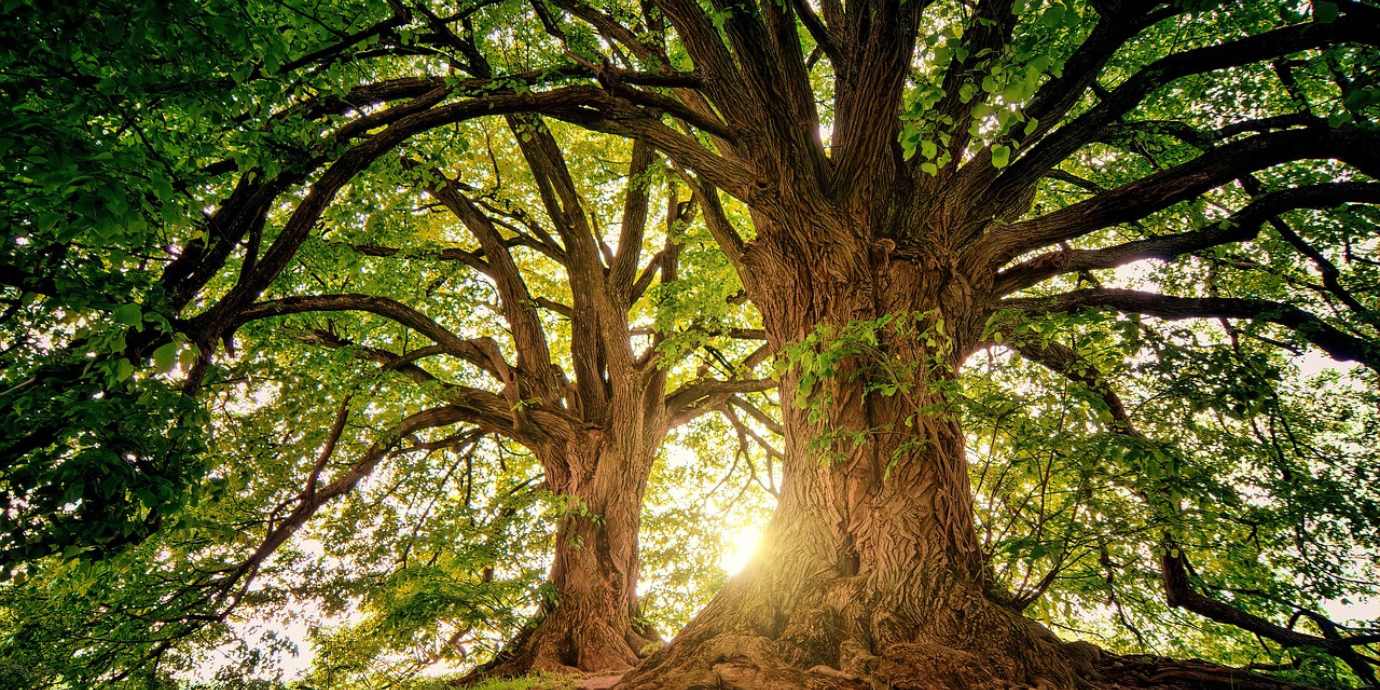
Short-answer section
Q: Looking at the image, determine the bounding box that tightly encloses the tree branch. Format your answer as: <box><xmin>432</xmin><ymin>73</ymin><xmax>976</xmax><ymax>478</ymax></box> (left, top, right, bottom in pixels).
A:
<box><xmin>232</xmin><ymin>293</ymin><xmax>517</xmax><ymax>383</ymax></box>
<box><xmin>1000</xmin><ymin>288</ymin><xmax>1380</xmax><ymax>372</ymax></box>
<box><xmin>665</xmin><ymin>377</ymin><xmax>777</xmax><ymax>428</ymax></box>
<box><xmin>993</xmin><ymin>182</ymin><xmax>1380</xmax><ymax>294</ymax></box>
<box><xmin>425</xmin><ymin>172</ymin><xmax>570</xmax><ymax>409</ymax></box>
<box><xmin>293</xmin><ymin>328</ymin><xmax>546</xmax><ymax>442</ymax></box>
<box><xmin>788</xmin><ymin>0</ymin><xmax>842</xmax><ymax>67</ymax></box>
<box><xmin>1004</xmin><ymin>328</ymin><xmax>1378</xmax><ymax>683</ymax></box>
<box><xmin>609</xmin><ymin>140</ymin><xmax>657</xmax><ymax>302</ymax></box>
<box><xmin>976</xmin><ymin>127</ymin><xmax>1380</xmax><ymax>266</ymax></box>
<box><xmin>985</xmin><ymin>15</ymin><xmax>1380</xmax><ymax>207</ymax></box>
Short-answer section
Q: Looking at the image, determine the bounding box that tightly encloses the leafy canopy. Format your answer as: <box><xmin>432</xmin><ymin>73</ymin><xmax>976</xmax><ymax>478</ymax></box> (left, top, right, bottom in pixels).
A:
<box><xmin>1</xmin><ymin>0</ymin><xmax>1379</xmax><ymax>687</ymax></box>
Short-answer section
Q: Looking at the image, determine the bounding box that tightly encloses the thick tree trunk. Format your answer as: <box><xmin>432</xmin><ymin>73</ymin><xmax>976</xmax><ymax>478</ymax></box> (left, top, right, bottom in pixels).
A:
<box><xmin>615</xmin><ymin>199</ymin><xmax>1314</xmax><ymax>688</ymax></box>
<box><xmin>476</xmin><ymin>434</ymin><xmax>661</xmax><ymax>679</ymax></box>
<box><xmin>618</xmin><ymin>219</ymin><xmax>1086</xmax><ymax>688</ymax></box>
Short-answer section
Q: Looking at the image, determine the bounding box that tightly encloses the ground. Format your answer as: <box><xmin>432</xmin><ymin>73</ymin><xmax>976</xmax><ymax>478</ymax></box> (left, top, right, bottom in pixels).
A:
<box><xmin>454</xmin><ymin>671</ymin><xmax>625</xmax><ymax>690</ymax></box>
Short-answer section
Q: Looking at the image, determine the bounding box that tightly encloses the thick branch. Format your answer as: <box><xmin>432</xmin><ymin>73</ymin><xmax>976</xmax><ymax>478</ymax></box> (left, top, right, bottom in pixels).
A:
<box><xmin>994</xmin><ymin>182</ymin><xmax>1380</xmax><ymax>294</ymax></box>
<box><xmin>1001</xmin><ymin>288</ymin><xmax>1380</xmax><ymax>372</ymax></box>
<box><xmin>609</xmin><ymin>140</ymin><xmax>657</xmax><ymax>302</ymax></box>
<box><xmin>233</xmin><ymin>294</ymin><xmax>516</xmax><ymax>383</ymax></box>
<box><xmin>426</xmin><ymin>173</ymin><xmax>570</xmax><ymax>409</ymax></box>
<box><xmin>690</xmin><ymin>177</ymin><xmax>747</xmax><ymax>278</ymax></box>
<box><xmin>976</xmin><ymin>127</ymin><xmax>1380</xmax><ymax>266</ymax></box>
<box><xmin>1163</xmin><ymin>550</ymin><xmax>1378</xmax><ymax>683</ymax></box>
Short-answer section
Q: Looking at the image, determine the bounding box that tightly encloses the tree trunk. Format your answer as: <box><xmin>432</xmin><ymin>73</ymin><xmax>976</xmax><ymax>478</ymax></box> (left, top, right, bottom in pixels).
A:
<box><xmin>618</xmin><ymin>219</ymin><xmax>1086</xmax><ymax>689</ymax></box>
<box><xmin>477</xmin><ymin>433</ymin><xmax>661</xmax><ymax>679</ymax></box>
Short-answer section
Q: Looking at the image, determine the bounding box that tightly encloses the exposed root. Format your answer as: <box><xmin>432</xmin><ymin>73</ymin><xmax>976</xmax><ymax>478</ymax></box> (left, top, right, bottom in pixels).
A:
<box><xmin>455</xmin><ymin>609</ymin><xmax>655</xmax><ymax>686</ymax></box>
<box><xmin>618</xmin><ymin>628</ymin><xmax>1321</xmax><ymax>690</ymax></box>
<box><xmin>616</xmin><ymin>574</ymin><xmax>1081</xmax><ymax>690</ymax></box>
<box><xmin>1091</xmin><ymin>654</ymin><xmax>1318</xmax><ymax>690</ymax></box>
<box><xmin>614</xmin><ymin>573</ymin><xmax>1321</xmax><ymax>690</ymax></box>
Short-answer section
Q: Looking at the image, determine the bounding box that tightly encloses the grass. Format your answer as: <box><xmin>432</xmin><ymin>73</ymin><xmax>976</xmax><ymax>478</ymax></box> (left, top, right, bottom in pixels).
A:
<box><xmin>413</xmin><ymin>672</ymin><xmax>578</xmax><ymax>690</ymax></box>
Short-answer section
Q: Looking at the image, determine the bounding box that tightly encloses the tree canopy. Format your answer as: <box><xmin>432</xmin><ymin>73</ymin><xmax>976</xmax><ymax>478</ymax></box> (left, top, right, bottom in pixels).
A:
<box><xmin>2</xmin><ymin>0</ymin><xmax>1379</xmax><ymax>688</ymax></box>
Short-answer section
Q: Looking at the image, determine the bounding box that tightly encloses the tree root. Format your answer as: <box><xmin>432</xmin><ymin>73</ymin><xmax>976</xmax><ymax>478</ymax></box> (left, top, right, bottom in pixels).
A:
<box><xmin>616</xmin><ymin>632</ymin><xmax>1323</xmax><ymax>690</ymax></box>
<box><xmin>612</xmin><ymin>574</ymin><xmax>1322</xmax><ymax>690</ymax></box>
<box><xmin>455</xmin><ymin>611</ymin><xmax>658</xmax><ymax>687</ymax></box>
<box><xmin>615</xmin><ymin>575</ymin><xmax>1082</xmax><ymax>690</ymax></box>
<box><xmin>1091</xmin><ymin>654</ymin><xmax>1318</xmax><ymax>690</ymax></box>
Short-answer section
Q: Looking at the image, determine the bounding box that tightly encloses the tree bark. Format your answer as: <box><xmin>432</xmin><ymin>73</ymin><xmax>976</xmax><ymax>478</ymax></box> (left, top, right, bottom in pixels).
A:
<box><xmin>475</xmin><ymin>418</ymin><xmax>667</xmax><ymax>678</ymax></box>
<box><xmin>520</xmin><ymin>441</ymin><xmax>656</xmax><ymax>674</ymax></box>
<box><xmin>617</xmin><ymin>216</ymin><xmax>1089</xmax><ymax>689</ymax></box>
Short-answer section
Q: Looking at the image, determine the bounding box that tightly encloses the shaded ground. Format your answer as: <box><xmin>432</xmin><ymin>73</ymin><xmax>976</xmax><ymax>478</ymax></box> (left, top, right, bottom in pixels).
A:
<box><xmin>468</xmin><ymin>656</ymin><xmax>1319</xmax><ymax>690</ymax></box>
<box><xmin>574</xmin><ymin>673</ymin><xmax>624</xmax><ymax>690</ymax></box>
<box><xmin>464</xmin><ymin>671</ymin><xmax>624</xmax><ymax>690</ymax></box>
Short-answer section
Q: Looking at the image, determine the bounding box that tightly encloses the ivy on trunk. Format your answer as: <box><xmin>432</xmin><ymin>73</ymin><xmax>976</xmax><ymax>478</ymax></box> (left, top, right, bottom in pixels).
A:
<box><xmin>4</xmin><ymin>0</ymin><xmax>1380</xmax><ymax>686</ymax></box>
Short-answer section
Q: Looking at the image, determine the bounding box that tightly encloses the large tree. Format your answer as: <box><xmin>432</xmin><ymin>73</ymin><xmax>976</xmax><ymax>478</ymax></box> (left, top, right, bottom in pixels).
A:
<box><xmin>226</xmin><ymin>118</ymin><xmax>773</xmax><ymax>674</ymax></box>
<box><xmin>5</xmin><ymin>0</ymin><xmax>1380</xmax><ymax>687</ymax></box>
<box><xmin>1</xmin><ymin>0</ymin><xmax>774</xmax><ymax>680</ymax></box>
<box><xmin>473</xmin><ymin>1</ymin><xmax>1380</xmax><ymax>688</ymax></box>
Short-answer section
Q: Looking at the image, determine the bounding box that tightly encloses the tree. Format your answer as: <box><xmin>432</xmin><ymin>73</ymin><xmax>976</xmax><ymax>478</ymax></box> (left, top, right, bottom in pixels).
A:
<box><xmin>4</xmin><ymin>0</ymin><xmax>1380</xmax><ymax>687</ymax></box>
<box><xmin>3</xmin><ymin>0</ymin><xmax>774</xmax><ymax>680</ymax></box>
<box><xmin>225</xmin><ymin>119</ymin><xmax>773</xmax><ymax>675</ymax></box>
<box><xmin>601</xmin><ymin>1</ymin><xmax>1380</xmax><ymax>687</ymax></box>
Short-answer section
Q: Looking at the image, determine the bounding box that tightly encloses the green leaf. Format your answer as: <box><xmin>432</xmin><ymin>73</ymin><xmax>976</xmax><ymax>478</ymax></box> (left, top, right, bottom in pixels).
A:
<box><xmin>178</xmin><ymin>345</ymin><xmax>199</xmax><ymax>372</ymax></box>
<box><xmin>1039</xmin><ymin>4</ymin><xmax>1066</xmax><ymax>29</ymax></box>
<box><xmin>991</xmin><ymin>144</ymin><xmax>1011</xmax><ymax>169</ymax></box>
<box><xmin>114</xmin><ymin>303</ymin><xmax>142</xmax><ymax>329</ymax></box>
<box><xmin>152</xmin><ymin>342</ymin><xmax>179</xmax><ymax>373</ymax></box>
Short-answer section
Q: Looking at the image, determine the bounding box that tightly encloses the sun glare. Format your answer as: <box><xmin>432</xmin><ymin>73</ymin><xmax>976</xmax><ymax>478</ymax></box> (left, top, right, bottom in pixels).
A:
<box><xmin>719</xmin><ymin>524</ymin><xmax>763</xmax><ymax>575</ymax></box>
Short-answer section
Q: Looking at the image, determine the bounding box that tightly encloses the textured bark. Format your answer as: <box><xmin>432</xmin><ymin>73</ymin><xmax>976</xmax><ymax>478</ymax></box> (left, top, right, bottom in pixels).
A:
<box><xmin>617</xmin><ymin>207</ymin><xmax>1084</xmax><ymax>689</ymax></box>
<box><xmin>480</xmin><ymin>436</ymin><xmax>661</xmax><ymax>677</ymax></box>
<box><xmin>151</xmin><ymin>4</ymin><xmax>1377</xmax><ymax>686</ymax></box>
<box><xmin>611</xmin><ymin>181</ymin><xmax>1339</xmax><ymax>687</ymax></box>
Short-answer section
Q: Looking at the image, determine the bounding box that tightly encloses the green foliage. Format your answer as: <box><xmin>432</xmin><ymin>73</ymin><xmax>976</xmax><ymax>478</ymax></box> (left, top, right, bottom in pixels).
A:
<box><xmin>462</xmin><ymin>674</ymin><xmax>576</xmax><ymax>690</ymax></box>
<box><xmin>2</xmin><ymin>0</ymin><xmax>1378</xmax><ymax>686</ymax></box>
<box><xmin>965</xmin><ymin>309</ymin><xmax>1380</xmax><ymax>687</ymax></box>
<box><xmin>900</xmin><ymin>0</ymin><xmax>1085</xmax><ymax>167</ymax></box>
<box><xmin>781</xmin><ymin>310</ymin><xmax>955</xmax><ymax>466</ymax></box>
<box><xmin>0</xmin><ymin>0</ymin><xmax>393</xmax><ymax>563</ymax></box>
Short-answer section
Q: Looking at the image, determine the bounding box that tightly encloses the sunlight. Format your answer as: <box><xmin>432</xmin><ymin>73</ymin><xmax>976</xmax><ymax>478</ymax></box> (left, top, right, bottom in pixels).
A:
<box><xmin>719</xmin><ymin>524</ymin><xmax>763</xmax><ymax>576</ymax></box>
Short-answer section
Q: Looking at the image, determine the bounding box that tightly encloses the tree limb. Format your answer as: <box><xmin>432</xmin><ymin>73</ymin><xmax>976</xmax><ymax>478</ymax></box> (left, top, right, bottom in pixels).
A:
<box><xmin>232</xmin><ymin>293</ymin><xmax>517</xmax><ymax>383</ymax></box>
<box><xmin>993</xmin><ymin>182</ymin><xmax>1380</xmax><ymax>294</ymax></box>
<box><xmin>1000</xmin><ymin>288</ymin><xmax>1380</xmax><ymax>372</ymax></box>
<box><xmin>665</xmin><ymin>377</ymin><xmax>777</xmax><ymax>428</ymax></box>
<box><xmin>976</xmin><ymin>127</ymin><xmax>1380</xmax><ymax>266</ymax></box>
<box><xmin>986</xmin><ymin>15</ymin><xmax>1380</xmax><ymax>207</ymax></box>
